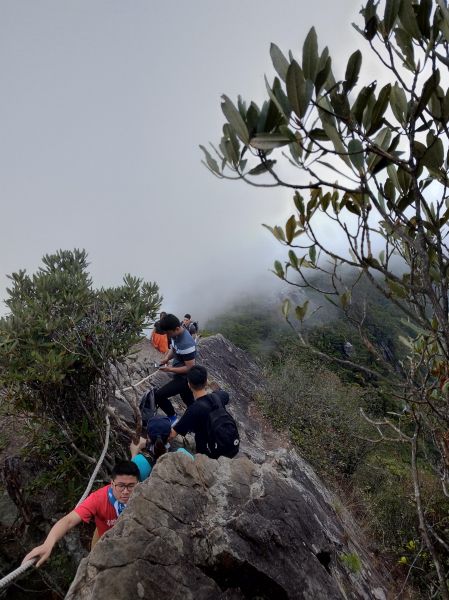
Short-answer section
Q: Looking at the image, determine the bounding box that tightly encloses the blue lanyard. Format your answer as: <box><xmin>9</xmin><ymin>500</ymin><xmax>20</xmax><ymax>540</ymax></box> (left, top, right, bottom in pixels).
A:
<box><xmin>107</xmin><ymin>486</ymin><xmax>127</xmax><ymax>517</ymax></box>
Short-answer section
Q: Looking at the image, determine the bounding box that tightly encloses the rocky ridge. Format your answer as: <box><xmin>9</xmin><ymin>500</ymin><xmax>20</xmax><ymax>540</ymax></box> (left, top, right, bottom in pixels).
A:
<box><xmin>67</xmin><ymin>335</ymin><xmax>391</xmax><ymax>600</ymax></box>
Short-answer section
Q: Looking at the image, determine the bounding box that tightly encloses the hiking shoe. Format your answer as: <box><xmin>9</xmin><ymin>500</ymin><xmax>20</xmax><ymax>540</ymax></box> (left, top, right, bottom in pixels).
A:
<box><xmin>169</xmin><ymin>414</ymin><xmax>178</xmax><ymax>427</ymax></box>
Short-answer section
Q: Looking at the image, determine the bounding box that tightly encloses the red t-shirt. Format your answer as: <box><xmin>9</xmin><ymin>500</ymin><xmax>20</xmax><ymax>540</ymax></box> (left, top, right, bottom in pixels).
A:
<box><xmin>74</xmin><ymin>485</ymin><xmax>119</xmax><ymax>537</ymax></box>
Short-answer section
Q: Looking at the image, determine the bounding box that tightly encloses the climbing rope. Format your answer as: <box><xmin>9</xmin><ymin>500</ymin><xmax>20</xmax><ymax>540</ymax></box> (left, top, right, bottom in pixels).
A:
<box><xmin>76</xmin><ymin>413</ymin><xmax>111</xmax><ymax>506</ymax></box>
<box><xmin>0</xmin><ymin>413</ymin><xmax>112</xmax><ymax>592</ymax></box>
<box><xmin>118</xmin><ymin>371</ymin><xmax>156</xmax><ymax>394</ymax></box>
<box><xmin>0</xmin><ymin>560</ymin><xmax>36</xmax><ymax>592</ymax></box>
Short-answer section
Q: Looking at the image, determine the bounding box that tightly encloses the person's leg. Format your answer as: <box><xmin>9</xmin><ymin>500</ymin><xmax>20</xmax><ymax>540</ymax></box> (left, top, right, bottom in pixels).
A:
<box><xmin>153</xmin><ymin>377</ymin><xmax>188</xmax><ymax>416</ymax></box>
<box><xmin>179</xmin><ymin>378</ymin><xmax>194</xmax><ymax>407</ymax></box>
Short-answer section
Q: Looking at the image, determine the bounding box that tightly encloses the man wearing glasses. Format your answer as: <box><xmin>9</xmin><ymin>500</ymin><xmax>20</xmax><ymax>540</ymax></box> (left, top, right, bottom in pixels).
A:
<box><xmin>22</xmin><ymin>461</ymin><xmax>141</xmax><ymax>567</ymax></box>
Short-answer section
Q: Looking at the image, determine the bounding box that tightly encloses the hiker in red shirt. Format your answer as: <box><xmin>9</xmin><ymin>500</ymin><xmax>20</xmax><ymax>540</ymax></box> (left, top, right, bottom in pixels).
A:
<box><xmin>22</xmin><ymin>461</ymin><xmax>141</xmax><ymax>567</ymax></box>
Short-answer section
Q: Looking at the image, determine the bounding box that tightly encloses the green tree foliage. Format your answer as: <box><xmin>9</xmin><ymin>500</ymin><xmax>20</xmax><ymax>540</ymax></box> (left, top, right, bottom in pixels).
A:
<box><xmin>203</xmin><ymin>1</ymin><xmax>449</xmax><ymax>595</ymax></box>
<box><xmin>0</xmin><ymin>249</ymin><xmax>161</xmax><ymax>489</ymax></box>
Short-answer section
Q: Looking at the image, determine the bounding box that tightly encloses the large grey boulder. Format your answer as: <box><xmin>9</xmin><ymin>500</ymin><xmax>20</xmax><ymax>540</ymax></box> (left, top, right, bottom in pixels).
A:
<box><xmin>66</xmin><ymin>335</ymin><xmax>391</xmax><ymax>599</ymax></box>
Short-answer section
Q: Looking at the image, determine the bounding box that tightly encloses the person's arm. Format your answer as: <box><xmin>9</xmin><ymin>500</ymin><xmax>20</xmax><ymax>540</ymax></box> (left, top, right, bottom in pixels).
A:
<box><xmin>170</xmin><ymin>405</ymin><xmax>195</xmax><ymax>440</ymax></box>
<box><xmin>159</xmin><ymin>348</ymin><xmax>174</xmax><ymax>365</ymax></box>
<box><xmin>129</xmin><ymin>437</ymin><xmax>147</xmax><ymax>458</ymax></box>
<box><xmin>22</xmin><ymin>511</ymin><xmax>82</xmax><ymax>567</ymax></box>
<box><xmin>130</xmin><ymin>438</ymin><xmax>152</xmax><ymax>480</ymax></box>
<box><xmin>162</xmin><ymin>358</ymin><xmax>195</xmax><ymax>375</ymax></box>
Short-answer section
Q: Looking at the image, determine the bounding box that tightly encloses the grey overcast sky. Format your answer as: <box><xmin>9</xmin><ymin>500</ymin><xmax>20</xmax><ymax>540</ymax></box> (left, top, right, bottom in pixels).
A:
<box><xmin>0</xmin><ymin>0</ymin><xmax>363</xmax><ymax>319</ymax></box>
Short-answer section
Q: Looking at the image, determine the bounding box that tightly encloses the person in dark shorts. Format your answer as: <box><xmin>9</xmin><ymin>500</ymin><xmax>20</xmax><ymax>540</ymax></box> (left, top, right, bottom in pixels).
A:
<box><xmin>169</xmin><ymin>365</ymin><xmax>230</xmax><ymax>456</ymax></box>
<box><xmin>150</xmin><ymin>314</ymin><xmax>197</xmax><ymax>426</ymax></box>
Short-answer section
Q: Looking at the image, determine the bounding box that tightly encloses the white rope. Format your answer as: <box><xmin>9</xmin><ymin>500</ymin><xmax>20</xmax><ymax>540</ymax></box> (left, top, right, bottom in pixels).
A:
<box><xmin>0</xmin><ymin>560</ymin><xmax>36</xmax><ymax>591</ymax></box>
<box><xmin>117</xmin><ymin>372</ymin><xmax>155</xmax><ymax>394</ymax></box>
<box><xmin>0</xmin><ymin>413</ymin><xmax>112</xmax><ymax>591</ymax></box>
<box><xmin>76</xmin><ymin>413</ymin><xmax>111</xmax><ymax>506</ymax></box>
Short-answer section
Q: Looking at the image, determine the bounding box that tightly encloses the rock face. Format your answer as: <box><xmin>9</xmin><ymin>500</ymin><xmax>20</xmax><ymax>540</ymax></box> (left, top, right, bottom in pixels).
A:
<box><xmin>66</xmin><ymin>335</ymin><xmax>390</xmax><ymax>599</ymax></box>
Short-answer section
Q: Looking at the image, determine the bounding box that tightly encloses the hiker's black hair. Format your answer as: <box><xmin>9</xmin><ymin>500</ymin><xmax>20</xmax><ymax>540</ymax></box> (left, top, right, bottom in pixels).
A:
<box><xmin>111</xmin><ymin>460</ymin><xmax>140</xmax><ymax>480</ymax></box>
<box><xmin>153</xmin><ymin>438</ymin><xmax>168</xmax><ymax>462</ymax></box>
<box><xmin>187</xmin><ymin>365</ymin><xmax>208</xmax><ymax>390</ymax></box>
<box><xmin>184</xmin><ymin>313</ymin><xmax>191</xmax><ymax>319</ymax></box>
<box><xmin>159</xmin><ymin>314</ymin><xmax>181</xmax><ymax>332</ymax></box>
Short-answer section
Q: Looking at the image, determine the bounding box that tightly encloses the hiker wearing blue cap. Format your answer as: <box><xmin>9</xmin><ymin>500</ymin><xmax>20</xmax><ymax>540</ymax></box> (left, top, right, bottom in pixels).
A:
<box><xmin>131</xmin><ymin>416</ymin><xmax>194</xmax><ymax>476</ymax></box>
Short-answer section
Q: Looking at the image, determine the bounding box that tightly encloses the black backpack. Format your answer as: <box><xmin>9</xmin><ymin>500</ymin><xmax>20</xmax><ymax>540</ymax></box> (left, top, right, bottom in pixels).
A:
<box><xmin>202</xmin><ymin>393</ymin><xmax>240</xmax><ymax>459</ymax></box>
<box><xmin>139</xmin><ymin>388</ymin><xmax>157</xmax><ymax>428</ymax></box>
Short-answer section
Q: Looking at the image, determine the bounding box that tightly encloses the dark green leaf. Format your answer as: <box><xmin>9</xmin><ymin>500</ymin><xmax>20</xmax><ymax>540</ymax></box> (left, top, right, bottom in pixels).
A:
<box><xmin>264</xmin><ymin>76</ymin><xmax>290</xmax><ymax>123</ymax></box>
<box><xmin>221</xmin><ymin>95</ymin><xmax>250</xmax><ymax>144</ymax></box>
<box><xmin>348</xmin><ymin>139</ymin><xmax>365</xmax><ymax>171</ymax></box>
<box><xmin>302</xmin><ymin>27</ymin><xmax>319</xmax><ymax>81</ymax></box>
<box><xmin>199</xmin><ymin>145</ymin><xmax>221</xmax><ymax>174</ymax></box>
<box><xmin>288</xmin><ymin>250</ymin><xmax>299</xmax><ymax>269</ymax></box>
<box><xmin>321</xmin><ymin>119</ymin><xmax>351</xmax><ymax>167</ymax></box>
<box><xmin>367</xmin><ymin>128</ymin><xmax>391</xmax><ymax>173</ymax></box>
<box><xmin>351</xmin><ymin>82</ymin><xmax>376</xmax><ymax>125</ymax></box>
<box><xmin>367</xmin><ymin>83</ymin><xmax>391</xmax><ymax>135</ymax></box>
<box><xmin>270</xmin><ymin>43</ymin><xmax>289</xmax><ymax>82</ymax></box>
<box><xmin>285</xmin><ymin>215</ymin><xmax>296</xmax><ymax>243</ymax></box>
<box><xmin>421</xmin><ymin>136</ymin><xmax>444</xmax><ymax>171</ymax></box>
<box><xmin>294</xmin><ymin>192</ymin><xmax>305</xmax><ymax>214</ymax></box>
<box><xmin>247</xmin><ymin>160</ymin><xmax>277</xmax><ymax>176</ymax></box>
<box><xmin>415</xmin><ymin>70</ymin><xmax>441</xmax><ymax>119</ymax></box>
<box><xmin>264</xmin><ymin>98</ymin><xmax>284</xmax><ymax>132</ymax></box>
<box><xmin>384</xmin><ymin>179</ymin><xmax>396</xmax><ymax>202</ymax></box>
<box><xmin>364</xmin><ymin>16</ymin><xmax>378</xmax><ymax>40</ymax></box>
<box><xmin>274</xmin><ymin>79</ymin><xmax>292</xmax><ymax>119</ymax></box>
<box><xmin>246</xmin><ymin>102</ymin><xmax>260</xmax><ymax>134</ymax></box>
<box><xmin>345</xmin><ymin>200</ymin><xmax>361</xmax><ymax>216</ymax></box>
<box><xmin>223</xmin><ymin>123</ymin><xmax>240</xmax><ymax>164</ymax></box>
<box><xmin>274</xmin><ymin>260</ymin><xmax>284</xmax><ymax>278</ymax></box>
<box><xmin>286</xmin><ymin>61</ymin><xmax>314</xmax><ymax>119</ymax></box>
<box><xmin>437</xmin><ymin>0</ymin><xmax>449</xmax><ymax>43</ymax></box>
<box><xmin>395</xmin><ymin>28</ymin><xmax>415</xmax><ymax>69</ymax></box>
<box><xmin>390</xmin><ymin>83</ymin><xmax>408</xmax><ymax>125</ymax></box>
<box><xmin>417</xmin><ymin>0</ymin><xmax>432</xmax><ymax>38</ymax></box>
<box><xmin>397</xmin><ymin>192</ymin><xmax>414</xmax><ymax>212</ymax></box>
<box><xmin>330</xmin><ymin>92</ymin><xmax>351</xmax><ymax>120</ymax></box>
<box><xmin>399</xmin><ymin>0</ymin><xmax>421</xmax><ymax>38</ymax></box>
<box><xmin>315</xmin><ymin>56</ymin><xmax>332</xmax><ymax>94</ymax></box>
<box><xmin>249</xmin><ymin>133</ymin><xmax>291</xmax><ymax>150</ymax></box>
<box><xmin>309</xmin><ymin>245</ymin><xmax>317</xmax><ymax>263</ymax></box>
<box><xmin>384</xmin><ymin>0</ymin><xmax>401</xmax><ymax>34</ymax></box>
<box><xmin>309</xmin><ymin>127</ymin><xmax>329</xmax><ymax>141</ymax></box>
<box><xmin>343</xmin><ymin>50</ymin><xmax>362</xmax><ymax>94</ymax></box>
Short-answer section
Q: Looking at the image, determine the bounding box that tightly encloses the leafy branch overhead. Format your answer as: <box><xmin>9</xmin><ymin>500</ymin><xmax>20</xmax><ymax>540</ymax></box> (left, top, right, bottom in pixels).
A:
<box><xmin>202</xmin><ymin>1</ymin><xmax>449</xmax><ymax>596</ymax></box>
<box><xmin>202</xmin><ymin>0</ymin><xmax>449</xmax><ymax>337</ymax></box>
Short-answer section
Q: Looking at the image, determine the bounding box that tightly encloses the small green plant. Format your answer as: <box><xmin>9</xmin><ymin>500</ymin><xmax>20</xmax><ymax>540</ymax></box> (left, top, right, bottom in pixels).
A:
<box><xmin>340</xmin><ymin>552</ymin><xmax>362</xmax><ymax>574</ymax></box>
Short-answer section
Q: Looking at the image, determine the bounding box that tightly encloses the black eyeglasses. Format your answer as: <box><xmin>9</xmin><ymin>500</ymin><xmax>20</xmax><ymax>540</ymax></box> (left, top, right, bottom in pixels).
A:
<box><xmin>113</xmin><ymin>482</ymin><xmax>137</xmax><ymax>492</ymax></box>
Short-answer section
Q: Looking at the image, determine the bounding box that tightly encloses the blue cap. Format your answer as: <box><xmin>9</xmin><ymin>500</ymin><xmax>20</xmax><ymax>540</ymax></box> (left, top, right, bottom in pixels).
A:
<box><xmin>146</xmin><ymin>415</ymin><xmax>172</xmax><ymax>443</ymax></box>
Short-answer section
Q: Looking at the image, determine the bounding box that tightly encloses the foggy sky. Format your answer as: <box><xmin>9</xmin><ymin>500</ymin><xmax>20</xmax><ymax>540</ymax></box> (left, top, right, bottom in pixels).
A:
<box><xmin>0</xmin><ymin>1</ymin><xmax>363</xmax><ymax>321</ymax></box>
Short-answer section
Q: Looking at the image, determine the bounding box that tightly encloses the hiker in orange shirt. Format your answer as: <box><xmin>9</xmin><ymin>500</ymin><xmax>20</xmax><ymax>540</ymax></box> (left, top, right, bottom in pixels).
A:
<box><xmin>151</xmin><ymin>311</ymin><xmax>169</xmax><ymax>353</ymax></box>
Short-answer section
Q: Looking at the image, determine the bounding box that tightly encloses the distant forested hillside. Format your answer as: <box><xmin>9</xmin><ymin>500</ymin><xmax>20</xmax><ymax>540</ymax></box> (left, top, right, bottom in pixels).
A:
<box><xmin>206</xmin><ymin>276</ymin><xmax>449</xmax><ymax>596</ymax></box>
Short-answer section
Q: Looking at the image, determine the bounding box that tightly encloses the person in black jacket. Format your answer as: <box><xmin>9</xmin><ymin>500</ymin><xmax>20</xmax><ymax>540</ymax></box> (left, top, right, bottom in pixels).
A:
<box><xmin>169</xmin><ymin>365</ymin><xmax>229</xmax><ymax>456</ymax></box>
